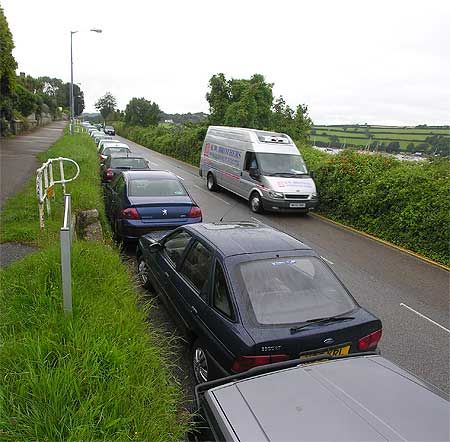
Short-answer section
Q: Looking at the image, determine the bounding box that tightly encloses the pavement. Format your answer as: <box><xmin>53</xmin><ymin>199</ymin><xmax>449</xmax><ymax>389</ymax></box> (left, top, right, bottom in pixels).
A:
<box><xmin>0</xmin><ymin>121</ymin><xmax>67</xmax><ymax>209</ymax></box>
<box><xmin>117</xmin><ymin>134</ymin><xmax>450</xmax><ymax>394</ymax></box>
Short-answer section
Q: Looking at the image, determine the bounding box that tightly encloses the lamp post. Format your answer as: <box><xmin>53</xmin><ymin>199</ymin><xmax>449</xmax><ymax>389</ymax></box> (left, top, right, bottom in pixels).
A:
<box><xmin>70</xmin><ymin>28</ymin><xmax>102</xmax><ymax>135</ymax></box>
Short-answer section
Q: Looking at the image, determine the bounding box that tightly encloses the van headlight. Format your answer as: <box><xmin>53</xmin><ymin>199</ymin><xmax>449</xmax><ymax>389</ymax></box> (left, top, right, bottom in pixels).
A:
<box><xmin>312</xmin><ymin>192</ymin><xmax>318</xmax><ymax>198</ymax></box>
<box><xmin>268</xmin><ymin>191</ymin><xmax>284</xmax><ymax>199</ymax></box>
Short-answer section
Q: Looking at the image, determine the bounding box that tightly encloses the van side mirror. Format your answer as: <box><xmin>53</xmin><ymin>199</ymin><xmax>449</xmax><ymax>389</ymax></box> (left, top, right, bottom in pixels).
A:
<box><xmin>309</xmin><ymin>170</ymin><xmax>315</xmax><ymax>178</ymax></box>
<box><xmin>249</xmin><ymin>167</ymin><xmax>260</xmax><ymax>180</ymax></box>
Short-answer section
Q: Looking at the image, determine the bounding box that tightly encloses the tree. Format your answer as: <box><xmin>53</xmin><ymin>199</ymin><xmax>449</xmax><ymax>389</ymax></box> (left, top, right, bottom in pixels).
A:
<box><xmin>95</xmin><ymin>92</ymin><xmax>117</xmax><ymax>122</ymax></box>
<box><xmin>406</xmin><ymin>142</ymin><xmax>415</xmax><ymax>153</ymax></box>
<box><xmin>124</xmin><ymin>97</ymin><xmax>161</xmax><ymax>127</ymax></box>
<box><xmin>0</xmin><ymin>6</ymin><xmax>18</xmax><ymax>123</ymax></box>
<box><xmin>206</xmin><ymin>73</ymin><xmax>230</xmax><ymax>125</ymax></box>
<box><xmin>15</xmin><ymin>84</ymin><xmax>37</xmax><ymax>117</ymax></box>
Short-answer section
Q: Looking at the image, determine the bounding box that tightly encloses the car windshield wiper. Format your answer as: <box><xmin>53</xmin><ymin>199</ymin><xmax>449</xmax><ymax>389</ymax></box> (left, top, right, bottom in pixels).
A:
<box><xmin>290</xmin><ymin>316</ymin><xmax>355</xmax><ymax>334</ymax></box>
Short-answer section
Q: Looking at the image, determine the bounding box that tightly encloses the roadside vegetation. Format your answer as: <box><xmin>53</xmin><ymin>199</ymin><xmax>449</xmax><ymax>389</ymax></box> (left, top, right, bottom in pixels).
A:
<box><xmin>0</xmin><ymin>131</ymin><xmax>189</xmax><ymax>440</ymax></box>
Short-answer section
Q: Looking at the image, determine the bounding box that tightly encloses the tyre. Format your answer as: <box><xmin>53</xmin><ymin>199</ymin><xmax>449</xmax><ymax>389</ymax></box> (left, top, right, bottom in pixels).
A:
<box><xmin>191</xmin><ymin>339</ymin><xmax>210</xmax><ymax>384</ymax></box>
<box><xmin>249</xmin><ymin>192</ymin><xmax>264</xmax><ymax>213</ymax></box>
<box><xmin>206</xmin><ymin>173</ymin><xmax>218</xmax><ymax>192</ymax></box>
<box><xmin>137</xmin><ymin>257</ymin><xmax>152</xmax><ymax>290</ymax></box>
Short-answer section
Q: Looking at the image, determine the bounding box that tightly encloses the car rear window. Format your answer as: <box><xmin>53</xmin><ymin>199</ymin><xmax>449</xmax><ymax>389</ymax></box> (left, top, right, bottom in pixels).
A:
<box><xmin>237</xmin><ymin>256</ymin><xmax>356</xmax><ymax>325</ymax></box>
<box><xmin>103</xmin><ymin>147</ymin><xmax>130</xmax><ymax>156</ymax></box>
<box><xmin>110</xmin><ymin>158</ymin><xmax>148</xmax><ymax>169</ymax></box>
<box><xmin>128</xmin><ymin>178</ymin><xmax>187</xmax><ymax>197</ymax></box>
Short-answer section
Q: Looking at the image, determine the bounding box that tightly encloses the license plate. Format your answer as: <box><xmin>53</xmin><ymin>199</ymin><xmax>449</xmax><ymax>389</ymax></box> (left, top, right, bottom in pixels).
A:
<box><xmin>289</xmin><ymin>202</ymin><xmax>306</xmax><ymax>208</ymax></box>
<box><xmin>299</xmin><ymin>345</ymin><xmax>351</xmax><ymax>360</ymax></box>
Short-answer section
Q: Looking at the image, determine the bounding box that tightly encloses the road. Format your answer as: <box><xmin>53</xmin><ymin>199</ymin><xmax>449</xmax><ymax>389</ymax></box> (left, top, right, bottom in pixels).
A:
<box><xmin>117</xmin><ymin>134</ymin><xmax>450</xmax><ymax>394</ymax></box>
<box><xmin>0</xmin><ymin>121</ymin><xmax>67</xmax><ymax>209</ymax></box>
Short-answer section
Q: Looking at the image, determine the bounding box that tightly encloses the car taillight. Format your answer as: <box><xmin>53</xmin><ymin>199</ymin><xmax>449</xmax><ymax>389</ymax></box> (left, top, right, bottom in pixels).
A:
<box><xmin>231</xmin><ymin>354</ymin><xmax>288</xmax><ymax>373</ymax></box>
<box><xmin>358</xmin><ymin>329</ymin><xmax>382</xmax><ymax>351</ymax></box>
<box><xmin>121</xmin><ymin>208</ymin><xmax>140</xmax><ymax>220</ymax></box>
<box><xmin>188</xmin><ymin>206</ymin><xmax>202</xmax><ymax>218</ymax></box>
<box><xmin>105</xmin><ymin>169</ymin><xmax>114</xmax><ymax>180</ymax></box>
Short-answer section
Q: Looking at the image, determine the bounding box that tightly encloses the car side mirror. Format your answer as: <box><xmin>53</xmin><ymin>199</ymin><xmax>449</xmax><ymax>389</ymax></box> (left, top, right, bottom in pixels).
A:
<box><xmin>249</xmin><ymin>167</ymin><xmax>260</xmax><ymax>179</ymax></box>
<box><xmin>149</xmin><ymin>242</ymin><xmax>162</xmax><ymax>253</ymax></box>
<box><xmin>309</xmin><ymin>170</ymin><xmax>315</xmax><ymax>178</ymax></box>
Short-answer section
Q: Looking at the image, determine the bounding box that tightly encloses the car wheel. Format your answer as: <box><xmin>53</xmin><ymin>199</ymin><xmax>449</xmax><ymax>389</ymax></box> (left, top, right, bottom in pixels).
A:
<box><xmin>137</xmin><ymin>257</ymin><xmax>152</xmax><ymax>290</ymax></box>
<box><xmin>250</xmin><ymin>192</ymin><xmax>264</xmax><ymax>213</ymax></box>
<box><xmin>207</xmin><ymin>173</ymin><xmax>218</xmax><ymax>192</ymax></box>
<box><xmin>192</xmin><ymin>339</ymin><xmax>210</xmax><ymax>384</ymax></box>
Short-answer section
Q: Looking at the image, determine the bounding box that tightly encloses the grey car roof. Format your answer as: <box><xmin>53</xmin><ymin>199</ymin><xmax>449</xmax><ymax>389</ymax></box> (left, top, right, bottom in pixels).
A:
<box><xmin>205</xmin><ymin>355</ymin><xmax>450</xmax><ymax>442</ymax></box>
<box><xmin>185</xmin><ymin>222</ymin><xmax>310</xmax><ymax>257</ymax></box>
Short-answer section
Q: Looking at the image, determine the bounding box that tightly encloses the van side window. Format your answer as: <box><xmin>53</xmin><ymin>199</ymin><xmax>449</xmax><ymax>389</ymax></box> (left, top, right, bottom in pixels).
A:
<box><xmin>244</xmin><ymin>152</ymin><xmax>258</xmax><ymax>171</ymax></box>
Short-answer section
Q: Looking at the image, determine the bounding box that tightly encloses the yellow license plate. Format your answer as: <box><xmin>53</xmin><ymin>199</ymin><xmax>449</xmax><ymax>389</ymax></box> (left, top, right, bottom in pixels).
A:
<box><xmin>299</xmin><ymin>345</ymin><xmax>351</xmax><ymax>360</ymax></box>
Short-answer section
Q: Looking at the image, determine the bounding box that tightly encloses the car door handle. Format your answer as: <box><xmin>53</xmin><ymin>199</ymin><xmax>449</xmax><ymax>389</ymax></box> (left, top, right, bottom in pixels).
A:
<box><xmin>190</xmin><ymin>306</ymin><xmax>198</xmax><ymax>315</ymax></box>
<box><xmin>164</xmin><ymin>272</ymin><xmax>170</xmax><ymax>278</ymax></box>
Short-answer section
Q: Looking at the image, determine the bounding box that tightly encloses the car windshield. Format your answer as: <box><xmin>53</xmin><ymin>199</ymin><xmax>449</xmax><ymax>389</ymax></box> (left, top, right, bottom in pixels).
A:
<box><xmin>128</xmin><ymin>178</ymin><xmax>187</xmax><ymax>197</ymax></box>
<box><xmin>103</xmin><ymin>147</ymin><xmax>130</xmax><ymax>156</ymax></box>
<box><xmin>110</xmin><ymin>158</ymin><xmax>148</xmax><ymax>169</ymax></box>
<box><xmin>236</xmin><ymin>256</ymin><xmax>356</xmax><ymax>325</ymax></box>
<box><xmin>256</xmin><ymin>153</ymin><xmax>308</xmax><ymax>175</ymax></box>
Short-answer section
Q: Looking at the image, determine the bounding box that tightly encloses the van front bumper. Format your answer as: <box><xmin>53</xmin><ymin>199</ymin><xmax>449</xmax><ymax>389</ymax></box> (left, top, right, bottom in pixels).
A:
<box><xmin>261</xmin><ymin>198</ymin><xmax>319</xmax><ymax>212</ymax></box>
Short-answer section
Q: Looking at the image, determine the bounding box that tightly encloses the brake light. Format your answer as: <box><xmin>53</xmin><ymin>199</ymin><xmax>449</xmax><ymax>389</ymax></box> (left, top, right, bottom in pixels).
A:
<box><xmin>358</xmin><ymin>329</ymin><xmax>382</xmax><ymax>351</ymax></box>
<box><xmin>231</xmin><ymin>354</ymin><xmax>288</xmax><ymax>373</ymax></box>
<box><xmin>188</xmin><ymin>206</ymin><xmax>202</xmax><ymax>218</ymax></box>
<box><xmin>105</xmin><ymin>169</ymin><xmax>114</xmax><ymax>180</ymax></box>
<box><xmin>121</xmin><ymin>208</ymin><xmax>140</xmax><ymax>220</ymax></box>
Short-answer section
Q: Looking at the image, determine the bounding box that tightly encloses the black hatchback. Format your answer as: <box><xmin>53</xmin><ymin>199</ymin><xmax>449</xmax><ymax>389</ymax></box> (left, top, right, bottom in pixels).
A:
<box><xmin>136</xmin><ymin>222</ymin><xmax>382</xmax><ymax>383</ymax></box>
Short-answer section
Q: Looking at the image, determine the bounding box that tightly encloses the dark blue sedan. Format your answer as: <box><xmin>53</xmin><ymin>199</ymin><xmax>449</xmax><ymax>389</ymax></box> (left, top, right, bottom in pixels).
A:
<box><xmin>104</xmin><ymin>170</ymin><xmax>202</xmax><ymax>242</ymax></box>
<box><xmin>136</xmin><ymin>222</ymin><xmax>382</xmax><ymax>384</ymax></box>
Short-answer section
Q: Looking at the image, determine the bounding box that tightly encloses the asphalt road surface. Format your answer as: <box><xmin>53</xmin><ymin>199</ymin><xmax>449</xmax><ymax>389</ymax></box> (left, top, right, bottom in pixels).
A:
<box><xmin>0</xmin><ymin>121</ymin><xmax>67</xmax><ymax>209</ymax></box>
<box><xmin>116</xmin><ymin>134</ymin><xmax>450</xmax><ymax>394</ymax></box>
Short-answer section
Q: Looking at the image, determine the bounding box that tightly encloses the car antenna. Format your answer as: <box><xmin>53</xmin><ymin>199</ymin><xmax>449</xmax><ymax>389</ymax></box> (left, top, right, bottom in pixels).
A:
<box><xmin>219</xmin><ymin>202</ymin><xmax>238</xmax><ymax>222</ymax></box>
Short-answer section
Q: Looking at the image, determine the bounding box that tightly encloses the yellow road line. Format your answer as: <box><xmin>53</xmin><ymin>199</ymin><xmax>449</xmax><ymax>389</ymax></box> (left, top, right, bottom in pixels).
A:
<box><xmin>311</xmin><ymin>213</ymin><xmax>449</xmax><ymax>272</ymax></box>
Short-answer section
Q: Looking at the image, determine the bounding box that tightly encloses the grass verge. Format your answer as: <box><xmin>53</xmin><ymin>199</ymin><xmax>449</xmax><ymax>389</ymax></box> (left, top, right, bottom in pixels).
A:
<box><xmin>0</xmin><ymin>131</ymin><xmax>189</xmax><ymax>440</ymax></box>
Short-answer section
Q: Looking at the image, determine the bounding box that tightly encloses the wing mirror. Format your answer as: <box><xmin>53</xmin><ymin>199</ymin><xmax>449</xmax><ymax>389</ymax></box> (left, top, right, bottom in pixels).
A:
<box><xmin>249</xmin><ymin>167</ymin><xmax>261</xmax><ymax>180</ymax></box>
<box><xmin>149</xmin><ymin>242</ymin><xmax>162</xmax><ymax>253</ymax></box>
<box><xmin>309</xmin><ymin>170</ymin><xmax>315</xmax><ymax>178</ymax></box>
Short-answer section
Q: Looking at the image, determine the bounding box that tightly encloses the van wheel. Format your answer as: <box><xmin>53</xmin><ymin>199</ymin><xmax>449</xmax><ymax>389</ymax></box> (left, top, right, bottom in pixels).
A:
<box><xmin>250</xmin><ymin>192</ymin><xmax>264</xmax><ymax>213</ymax></box>
<box><xmin>191</xmin><ymin>339</ymin><xmax>210</xmax><ymax>384</ymax></box>
<box><xmin>207</xmin><ymin>173</ymin><xmax>218</xmax><ymax>192</ymax></box>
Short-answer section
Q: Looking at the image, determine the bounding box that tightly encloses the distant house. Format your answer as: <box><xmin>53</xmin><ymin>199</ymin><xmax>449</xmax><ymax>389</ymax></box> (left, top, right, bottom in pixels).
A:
<box><xmin>164</xmin><ymin>119</ymin><xmax>174</xmax><ymax>124</ymax></box>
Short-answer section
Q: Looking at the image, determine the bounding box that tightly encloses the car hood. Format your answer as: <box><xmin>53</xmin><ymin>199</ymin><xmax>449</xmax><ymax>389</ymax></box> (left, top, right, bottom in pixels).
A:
<box><xmin>206</xmin><ymin>355</ymin><xmax>449</xmax><ymax>441</ymax></box>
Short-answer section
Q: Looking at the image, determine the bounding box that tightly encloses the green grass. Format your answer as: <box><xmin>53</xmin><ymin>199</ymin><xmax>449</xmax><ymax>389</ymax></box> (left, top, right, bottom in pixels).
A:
<box><xmin>0</xmin><ymin>130</ymin><xmax>189</xmax><ymax>440</ymax></box>
<box><xmin>0</xmin><ymin>131</ymin><xmax>108</xmax><ymax>246</ymax></box>
<box><xmin>0</xmin><ymin>242</ymin><xmax>189</xmax><ymax>441</ymax></box>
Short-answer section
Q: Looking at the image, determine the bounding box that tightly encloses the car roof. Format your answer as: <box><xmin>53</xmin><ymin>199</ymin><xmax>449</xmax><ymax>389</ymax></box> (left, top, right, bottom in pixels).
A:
<box><xmin>121</xmin><ymin>170</ymin><xmax>177</xmax><ymax>180</ymax></box>
<box><xmin>185</xmin><ymin>222</ymin><xmax>310</xmax><ymax>257</ymax></box>
<box><xmin>204</xmin><ymin>355</ymin><xmax>449</xmax><ymax>442</ymax></box>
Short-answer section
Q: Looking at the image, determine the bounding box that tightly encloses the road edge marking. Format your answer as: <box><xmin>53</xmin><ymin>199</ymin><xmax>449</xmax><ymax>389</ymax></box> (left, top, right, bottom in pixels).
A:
<box><xmin>311</xmin><ymin>213</ymin><xmax>449</xmax><ymax>272</ymax></box>
<box><xmin>400</xmin><ymin>303</ymin><xmax>450</xmax><ymax>333</ymax></box>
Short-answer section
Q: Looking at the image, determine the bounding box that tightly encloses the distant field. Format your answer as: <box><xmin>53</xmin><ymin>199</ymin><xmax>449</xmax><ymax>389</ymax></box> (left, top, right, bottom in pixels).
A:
<box><xmin>311</xmin><ymin>125</ymin><xmax>449</xmax><ymax>152</ymax></box>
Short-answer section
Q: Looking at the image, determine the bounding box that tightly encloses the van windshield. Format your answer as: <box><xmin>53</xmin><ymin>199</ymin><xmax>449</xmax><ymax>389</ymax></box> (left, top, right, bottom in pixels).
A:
<box><xmin>256</xmin><ymin>153</ymin><xmax>308</xmax><ymax>176</ymax></box>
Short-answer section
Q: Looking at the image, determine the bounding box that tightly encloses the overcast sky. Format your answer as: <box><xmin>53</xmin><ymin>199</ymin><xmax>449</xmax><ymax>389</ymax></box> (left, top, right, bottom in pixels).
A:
<box><xmin>3</xmin><ymin>0</ymin><xmax>450</xmax><ymax>125</ymax></box>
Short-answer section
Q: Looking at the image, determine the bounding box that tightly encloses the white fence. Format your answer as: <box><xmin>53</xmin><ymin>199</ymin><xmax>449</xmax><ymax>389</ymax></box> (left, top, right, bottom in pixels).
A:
<box><xmin>60</xmin><ymin>194</ymin><xmax>73</xmax><ymax>313</ymax></box>
<box><xmin>36</xmin><ymin>157</ymin><xmax>80</xmax><ymax>229</ymax></box>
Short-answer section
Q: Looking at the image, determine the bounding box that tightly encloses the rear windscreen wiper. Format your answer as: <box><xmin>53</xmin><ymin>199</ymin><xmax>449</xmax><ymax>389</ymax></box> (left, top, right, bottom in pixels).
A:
<box><xmin>290</xmin><ymin>316</ymin><xmax>355</xmax><ymax>334</ymax></box>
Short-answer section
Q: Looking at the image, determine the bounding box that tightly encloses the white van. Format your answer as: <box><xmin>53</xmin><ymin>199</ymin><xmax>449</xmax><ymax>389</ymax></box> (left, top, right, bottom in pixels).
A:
<box><xmin>199</xmin><ymin>126</ymin><xmax>318</xmax><ymax>213</ymax></box>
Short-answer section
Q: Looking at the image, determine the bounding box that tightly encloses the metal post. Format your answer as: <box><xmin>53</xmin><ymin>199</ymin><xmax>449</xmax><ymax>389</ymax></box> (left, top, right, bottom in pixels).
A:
<box><xmin>43</xmin><ymin>167</ymin><xmax>51</xmax><ymax>216</ymax></box>
<box><xmin>59</xmin><ymin>159</ymin><xmax>66</xmax><ymax>194</ymax></box>
<box><xmin>61</xmin><ymin>194</ymin><xmax>72</xmax><ymax>313</ymax></box>
<box><xmin>70</xmin><ymin>31</ymin><xmax>75</xmax><ymax>135</ymax></box>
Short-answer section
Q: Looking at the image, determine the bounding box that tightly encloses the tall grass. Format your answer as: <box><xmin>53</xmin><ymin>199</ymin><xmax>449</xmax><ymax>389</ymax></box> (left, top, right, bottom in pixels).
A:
<box><xmin>0</xmin><ymin>242</ymin><xmax>189</xmax><ymax>441</ymax></box>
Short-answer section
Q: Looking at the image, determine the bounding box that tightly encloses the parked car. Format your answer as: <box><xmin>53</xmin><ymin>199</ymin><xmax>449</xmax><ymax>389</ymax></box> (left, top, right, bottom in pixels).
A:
<box><xmin>199</xmin><ymin>126</ymin><xmax>318</xmax><ymax>213</ymax></box>
<box><xmin>136</xmin><ymin>222</ymin><xmax>382</xmax><ymax>384</ymax></box>
<box><xmin>98</xmin><ymin>143</ymin><xmax>132</xmax><ymax>161</ymax></box>
<box><xmin>104</xmin><ymin>125</ymin><xmax>115</xmax><ymax>135</ymax></box>
<box><xmin>190</xmin><ymin>353</ymin><xmax>449</xmax><ymax>442</ymax></box>
<box><xmin>94</xmin><ymin>134</ymin><xmax>113</xmax><ymax>145</ymax></box>
<box><xmin>104</xmin><ymin>170</ymin><xmax>202</xmax><ymax>242</ymax></box>
<box><xmin>100</xmin><ymin>155</ymin><xmax>150</xmax><ymax>183</ymax></box>
<box><xmin>98</xmin><ymin>139</ymin><xmax>121</xmax><ymax>152</ymax></box>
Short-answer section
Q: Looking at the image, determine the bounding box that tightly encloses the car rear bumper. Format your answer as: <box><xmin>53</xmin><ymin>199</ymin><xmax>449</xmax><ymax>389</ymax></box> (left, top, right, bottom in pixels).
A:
<box><xmin>261</xmin><ymin>198</ymin><xmax>319</xmax><ymax>212</ymax></box>
<box><xmin>120</xmin><ymin>217</ymin><xmax>202</xmax><ymax>240</ymax></box>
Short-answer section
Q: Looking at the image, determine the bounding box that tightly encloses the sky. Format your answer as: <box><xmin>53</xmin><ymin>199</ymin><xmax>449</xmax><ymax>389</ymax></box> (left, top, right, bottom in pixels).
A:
<box><xmin>3</xmin><ymin>0</ymin><xmax>450</xmax><ymax>125</ymax></box>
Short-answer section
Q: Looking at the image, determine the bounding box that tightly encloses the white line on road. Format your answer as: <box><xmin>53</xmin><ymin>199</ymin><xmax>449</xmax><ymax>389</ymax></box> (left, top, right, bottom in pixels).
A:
<box><xmin>321</xmin><ymin>256</ymin><xmax>334</xmax><ymax>265</ymax></box>
<box><xmin>192</xmin><ymin>184</ymin><xmax>231</xmax><ymax>206</ymax></box>
<box><xmin>250</xmin><ymin>216</ymin><xmax>262</xmax><ymax>224</ymax></box>
<box><xmin>400</xmin><ymin>303</ymin><xmax>450</xmax><ymax>333</ymax></box>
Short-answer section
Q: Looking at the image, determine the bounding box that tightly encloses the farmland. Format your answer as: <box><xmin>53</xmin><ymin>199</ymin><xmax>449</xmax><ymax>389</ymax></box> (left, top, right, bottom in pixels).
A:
<box><xmin>311</xmin><ymin>125</ymin><xmax>449</xmax><ymax>154</ymax></box>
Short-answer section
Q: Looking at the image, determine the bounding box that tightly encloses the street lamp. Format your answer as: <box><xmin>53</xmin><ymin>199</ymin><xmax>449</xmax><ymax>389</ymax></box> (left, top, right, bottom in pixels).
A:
<box><xmin>70</xmin><ymin>29</ymin><xmax>102</xmax><ymax>135</ymax></box>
